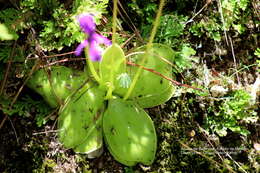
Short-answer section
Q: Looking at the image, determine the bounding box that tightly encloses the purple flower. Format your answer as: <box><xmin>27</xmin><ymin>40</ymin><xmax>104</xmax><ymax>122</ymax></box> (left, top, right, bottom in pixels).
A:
<box><xmin>75</xmin><ymin>14</ymin><xmax>111</xmax><ymax>61</ymax></box>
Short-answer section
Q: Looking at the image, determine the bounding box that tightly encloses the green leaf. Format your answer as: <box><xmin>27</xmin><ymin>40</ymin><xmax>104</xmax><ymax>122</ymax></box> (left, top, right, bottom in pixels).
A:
<box><xmin>254</xmin><ymin>48</ymin><xmax>260</xmax><ymax>57</ymax></box>
<box><xmin>103</xmin><ymin>98</ymin><xmax>157</xmax><ymax>166</ymax></box>
<box><xmin>58</xmin><ymin>84</ymin><xmax>105</xmax><ymax>157</ymax></box>
<box><xmin>114</xmin><ymin>43</ymin><xmax>175</xmax><ymax>108</ymax></box>
<box><xmin>26</xmin><ymin>66</ymin><xmax>89</xmax><ymax>108</ymax></box>
<box><xmin>99</xmin><ymin>44</ymin><xmax>126</xmax><ymax>91</ymax></box>
<box><xmin>0</xmin><ymin>24</ymin><xmax>17</xmax><ymax>40</ymax></box>
<box><xmin>216</xmin><ymin>127</ymin><xmax>227</xmax><ymax>137</ymax></box>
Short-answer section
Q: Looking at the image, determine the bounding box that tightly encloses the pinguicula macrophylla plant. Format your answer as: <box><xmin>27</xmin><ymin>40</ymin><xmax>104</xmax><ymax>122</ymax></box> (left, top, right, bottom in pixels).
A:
<box><xmin>27</xmin><ymin>0</ymin><xmax>177</xmax><ymax>166</ymax></box>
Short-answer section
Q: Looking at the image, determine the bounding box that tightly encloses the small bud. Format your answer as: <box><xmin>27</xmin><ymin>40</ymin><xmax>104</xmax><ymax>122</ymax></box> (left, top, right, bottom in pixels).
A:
<box><xmin>117</xmin><ymin>73</ymin><xmax>131</xmax><ymax>88</ymax></box>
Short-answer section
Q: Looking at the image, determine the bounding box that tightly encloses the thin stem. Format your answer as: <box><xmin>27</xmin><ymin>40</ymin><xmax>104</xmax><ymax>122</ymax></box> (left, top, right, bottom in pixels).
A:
<box><xmin>105</xmin><ymin>65</ymin><xmax>115</xmax><ymax>100</ymax></box>
<box><xmin>1</xmin><ymin>59</ymin><xmax>40</xmax><ymax>130</ymax></box>
<box><xmin>146</xmin><ymin>0</ymin><xmax>165</xmax><ymax>49</ymax></box>
<box><xmin>0</xmin><ymin>41</ymin><xmax>16</xmax><ymax>95</ymax></box>
<box><xmin>106</xmin><ymin>0</ymin><xmax>119</xmax><ymax>98</ymax></box>
<box><xmin>230</xmin><ymin>63</ymin><xmax>257</xmax><ymax>77</ymax></box>
<box><xmin>123</xmin><ymin>0</ymin><xmax>165</xmax><ymax>100</ymax></box>
<box><xmin>85</xmin><ymin>48</ymin><xmax>101</xmax><ymax>83</ymax></box>
<box><xmin>218</xmin><ymin>0</ymin><xmax>229</xmax><ymax>46</ymax></box>
<box><xmin>229</xmin><ymin>36</ymin><xmax>240</xmax><ymax>85</ymax></box>
<box><xmin>112</xmin><ymin>0</ymin><xmax>118</xmax><ymax>44</ymax></box>
<box><xmin>105</xmin><ymin>85</ymin><xmax>114</xmax><ymax>99</ymax></box>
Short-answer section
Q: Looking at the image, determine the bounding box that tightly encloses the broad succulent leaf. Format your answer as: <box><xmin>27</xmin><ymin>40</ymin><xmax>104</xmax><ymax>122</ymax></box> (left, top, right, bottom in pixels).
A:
<box><xmin>99</xmin><ymin>44</ymin><xmax>126</xmax><ymax>90</ymax></box>
<box><xmin>103</xmin><ymin>98</ymin><xmax>157</xmax><ymax>166</ymax></box>
<box><xmin>114</xmin><ymin>43</ymin><xmax>175</xmax><ymax>108</ymax></box>
<box><xmin>135</xmin><ymin>84</ymin><xmax>175</xmax><ymax>108</ymax></box>
<box><xmin>58</xmin><ymin>83</ymin><xmax>105</xmax><ymax>157</ymax></box>
<box><xmin>26</xmin><ymin>66</ymin><xmax>88</xmax><ymax>107</ymax></box>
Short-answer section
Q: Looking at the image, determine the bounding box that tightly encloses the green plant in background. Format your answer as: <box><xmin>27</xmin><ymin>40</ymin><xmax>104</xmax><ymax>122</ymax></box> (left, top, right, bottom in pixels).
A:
<box><xmin>0</xmin><ymin>23</ymin><xmax>17</xmax><ymax>41</ymax></box>
<box><xmin>156</xmin><ymin>14</ymin><xmax>187</xmax><ymax>45</ymax></box>
<box><xmin>205</xmin><ymin>90</ymin><xmax>258</xmax><ymax>136</ymax></box>
<box><xmin>173</xmin><ymin>44</ymin><xmax>197</xmax><ymax>73</ymax></box>
<box><xmin>255</xmin><ymin>48</ymin><xmax>260</xmax><ymax>57</ymax></box>
<box><xmin>152</xmin><ymin>13</ymin><xmax>197</xmax><ymax>73</ymax></box>
<box><xmin>0</xmin><ymin>7</ymin><xmax>26</xmax><ymax>63</ymax></box>
<box><xmin>0</xmin><ymin>8</ymin><xmax>22</xmax><ymax>40</ymax></box>
<box><xmin>143</xmin><ymin>7</ymin><xmax>199</xmax><ymax>73</ymax></box>
<box><xmin>38</xmin><ymin>0</ymin><xmax>109</xmax><ymax>50</ymax></box>
<box><xmin>127</xmin><ymin>0</ymin><xmax>158</xmax><ymax>39</ymax></box>
<box><xmin>0</xmin><ymin>0</ymin><xmax>109</xmax><ymax>51</ymax></box>
<box><xmin>190</xmin><ymin>0</ymin><xmax>251</xmax><ymax>41</ymax></box>
<box><xmin>221</xmin><ymin>0</ymin><xmax>249</xmax><ymax>33</ymax></box>
<box><xmin>0</xmin><ymin>44</ymin><xmax>25</xmax><ymax>64</ymax></box>
<box><xmin>0</xmin><ymin>95</ymin><xmax>52</xmax><ymax>127</ymax></box>
<box><xmin>255</xmin><ymin>48</ymin><xmax>260</xmax><ymax>72</ymax></box>
<box><xmin>0</xmin><ymin>64</ymin><xmax>4</xmax><ymax>81</ymax></box>
<box><xmin>190</xmin><ymin>18</ymin><xmax>222</xmax><ymax>41</ymax></box>
<box><xmin>0</xmin><ymin>45</ymin><xmax>12</xmax><ymax>63</ymax></box>
<box><xmin>0</xmin><ymin>96</ymin><xmax>26</xmax><ymax>117</ymax></box>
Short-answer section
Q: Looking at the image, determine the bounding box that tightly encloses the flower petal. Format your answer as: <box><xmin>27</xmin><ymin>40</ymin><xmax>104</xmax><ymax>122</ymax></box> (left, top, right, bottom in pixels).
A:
<box><xmin>89</xmin><ymin>41</ymin><xmax>102</xmax><ymax>61</ymax></box>
<box><xmin>74</xmin><ymin>40</ymin><xmax>88</xmax><ymax>56</ymax></box>
<box><xmin>77</xmin><ymin>14</ymin><xmax>96</xmax><ymax>34</ymax></box>
<box><xmin>92</xmin><ymin>33</ymin><xmax>112</xmax><ymax>46</ymax></box>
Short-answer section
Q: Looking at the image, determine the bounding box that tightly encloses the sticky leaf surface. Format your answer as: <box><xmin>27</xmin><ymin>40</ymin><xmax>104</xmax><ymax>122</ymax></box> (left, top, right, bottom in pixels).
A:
<box><xmin>58</xmin><ymin>84</ymin><xmax>105</xmax><ymax>155</ymax></box>
<box><xmin>103</xmin><ymin>98</ymin><xmax>157</xmax><ymax>166</ymax></box>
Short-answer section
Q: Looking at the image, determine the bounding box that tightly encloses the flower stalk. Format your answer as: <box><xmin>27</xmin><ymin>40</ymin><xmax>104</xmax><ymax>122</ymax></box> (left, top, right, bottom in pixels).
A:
<box><xmin>104</xmin><ymin>0</ymin><xmax>119</xmax><ymax>99</ymax></box>
<box><xmin>123</xmin><ymin>0</ymin><xmax>165</xmax><ymax>100</ymax></box>
<box><xmin>85</xmin><ymin>48</ymin><xmax>101</xmax><ymax>83</ymax></box>
<box><xmin>112</xmin><ymin>0</ymin><xmax>119</xmax><ymax>44</ymax></box>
